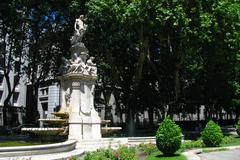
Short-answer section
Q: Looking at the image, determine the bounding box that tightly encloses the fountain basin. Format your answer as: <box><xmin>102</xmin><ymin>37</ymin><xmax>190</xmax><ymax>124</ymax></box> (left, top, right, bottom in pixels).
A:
<box><xmin>22</xmin><ymin>128</ymin><xmax>65</xmax><ymax>136</ymax></box>
<box><xmin>0</xmin><ymin>140</ymin><xmax>76</xmax><ymax>157</ymax></box>
<box><xmin>101</xmin><ymin>127</ymin><xmax>122</xmax><ymax>135</ymax></box>
<box><xmin>39</xmin><ymin>119</ymin><xmax>68</xmax><ymax>126</ymax></box>
<box><xmin>51</xmin><ymin>112</ymin><xmax>69</xmax><ymax>119</ymax></box>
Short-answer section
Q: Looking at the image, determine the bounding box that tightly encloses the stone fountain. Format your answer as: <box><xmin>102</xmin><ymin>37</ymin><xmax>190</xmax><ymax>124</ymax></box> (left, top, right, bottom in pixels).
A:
<box><xmin>2</xmin><ymin>15</ymin><xmax>160</xmax><ymax>158</ymax></box>
<box><xmin>22</xmin><ymin>112</ymin><xmax>69</xmax><ymax>137</ymax></box>
<box><xmin>22</xmin><ymin>15</ymin><xmax>121</xmax><ymax>141</ymax></box>
<box><xmin>59</xmin><ymin>15</ymin><xmax>101</xmax><ymax>140</ymax></box>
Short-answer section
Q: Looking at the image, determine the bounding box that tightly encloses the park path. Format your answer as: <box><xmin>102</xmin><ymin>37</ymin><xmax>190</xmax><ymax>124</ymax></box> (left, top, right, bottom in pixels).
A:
<box><xmin>199</xmin><ymin>149</ymin><xmax>240</xmax><ymax>160</ymax></box>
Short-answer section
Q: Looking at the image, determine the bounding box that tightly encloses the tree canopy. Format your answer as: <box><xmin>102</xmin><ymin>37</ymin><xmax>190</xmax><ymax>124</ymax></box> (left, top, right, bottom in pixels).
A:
<box><xmin>84</xmin><ymin>0</ymin><xmax>240</xmax><ymax>135</ymax></box>
<box><xmin>0</xmin><ymin>0</ymin><xmax>239</xmax><ymax>132</ymax></box>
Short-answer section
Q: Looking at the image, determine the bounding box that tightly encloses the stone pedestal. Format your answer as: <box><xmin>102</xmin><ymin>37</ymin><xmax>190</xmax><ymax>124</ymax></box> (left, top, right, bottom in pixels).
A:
<box><xmin>59</xmin><ymin>73</ymin><xmax>101</xmax><ymax>140</ymax></box>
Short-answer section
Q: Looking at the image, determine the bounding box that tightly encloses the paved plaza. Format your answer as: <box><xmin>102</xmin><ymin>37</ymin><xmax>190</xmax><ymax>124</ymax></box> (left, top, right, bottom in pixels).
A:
<box><xmin>199</xmin><ymin>149</ymin><xmax>240</xmax><ymax>160</ymax></box>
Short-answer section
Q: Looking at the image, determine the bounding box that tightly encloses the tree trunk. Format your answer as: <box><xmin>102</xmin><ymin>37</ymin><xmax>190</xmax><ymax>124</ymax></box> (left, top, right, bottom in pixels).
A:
<box><xmin>174</xmin><ymin>70</ymin><xmax>180</xmax><ymax>101</ymax></box>
<box><xmin>3</xmin><ymin>75</ymin><xmax>14</xmax><ymax>126</ymax></box>
<box><xmin>236</xmin><ymin>107</ymin><xmax>240</xmax><ymax>121</ymax></box>
<box><xmin>127</xmin><ymin>24</ymin><xmax>148</xmax><ymax>136</ymax></box>
<box><xmin>2</xmin><ymin>73</ymin><xmax>11</xmax><ymax>126</ymax></box>
<box><xmin>127</xmin><ymin>101</ymin><xmax>135</xmax><ymax>137</ymax></box>
<box><xmin>197</xmin><ymin>106</ymin><xmax>200</xmax><ymax>121</ymax></box>
<box><xmin>25</xmin><ymin>84</ymin><xmax>39</xmax><ymax>125</ymax></box>
<box><xmin>3</xmin><ymin>100</ymin><xmax>10</xmax><ymax>126</ymax></box>
<box><xmin>25</xmin><ymin>85</ymin><xmax>34</xmax><ymax>124</ymax></box>
<box><xmin>149</xmin><ymin>107</ymin><xmax>154</xmax><ymax>127</ymax></box>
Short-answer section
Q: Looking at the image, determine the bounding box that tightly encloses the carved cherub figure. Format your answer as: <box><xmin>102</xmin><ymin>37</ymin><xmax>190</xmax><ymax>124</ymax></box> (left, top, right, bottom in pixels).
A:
<box><xmin>86</xmin><ymin>57</ymin><xmax>96</xmax><ymax>66</ymax></box>
<box><xmin>68</xmin><ymin>53</ymin><xmax>85</xmax><ymax>73</ymax></box>
<box><xmin>86</xmin><ymin>57</ymin><xmax>97</xmax><ymax>76</ymax></box>
<box><xmin>65</xmin><ymin>88</ymin><xmax>71</xmax><ymax>106</ymax></box>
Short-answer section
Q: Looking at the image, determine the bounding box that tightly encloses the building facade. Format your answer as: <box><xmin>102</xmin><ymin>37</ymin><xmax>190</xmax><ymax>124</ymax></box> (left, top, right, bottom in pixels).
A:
<box><xmin>0</xmin><ymin>61</ymin><xmax>27</xmax><ymax>126</ymax></box>
<box><xmin>37</xmin><ymin>80</ymin><xmax>60</xmax><ymax>126</ymax></box>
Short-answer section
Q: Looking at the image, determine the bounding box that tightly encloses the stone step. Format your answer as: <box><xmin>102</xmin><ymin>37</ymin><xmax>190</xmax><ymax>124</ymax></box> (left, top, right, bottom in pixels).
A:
<box><xmin>128</xmin><ymin>137</ymin><xmax>156</xmax><ymax>146</ymax></box>
<box><xmin>75</xmin><ymin>137</ymin><xmax>156</xmax><ymax>151</ymax></box>
<box><xmin>0</xmin><ymin>149</ymin><xmax>84</xmax><ymax>160</ymax></box>
<box><xmin>75</xmin><ymin>138</ymin><xmax>128</xmax><ymax>151</ymax></box>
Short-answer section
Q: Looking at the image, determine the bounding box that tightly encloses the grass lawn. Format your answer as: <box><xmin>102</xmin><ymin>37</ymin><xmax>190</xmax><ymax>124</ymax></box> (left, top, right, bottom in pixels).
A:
<box><xmin>221</xmin><ymin>136</ymin><xmax>240</xmax><ymax>147</ymax></box>
<box><xmin>146</xmin><ymin>151</ymin><xmax>186</xmax><ymax>160</ymax></box>
<box><xmin>201</xmin><ymin>136</ymin><xmax>240</xmax><ymax>153</ymax></box>
<box><xmin>202</xmin><ymin>147</ymin><xmax>228</xmax><ymax>153</ymax></box>
<box><xmin>0</xmin><ymin>141</ymin><xmax>43</xmax><ymax>147</ymax></box>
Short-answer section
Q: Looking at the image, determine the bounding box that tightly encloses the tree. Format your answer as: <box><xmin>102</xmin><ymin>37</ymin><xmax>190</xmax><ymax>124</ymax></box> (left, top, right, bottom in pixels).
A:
<box><xmin>0</xmin><ymin>0</ymin><xmax>237</xmax><ymax>128</ymax></box>
<box><xmin>85</xmin><ymin>0</ymin><xmax>192</xmax><ymax>135</ymax></box>
<box><xmin>24</xmin><ymin>0</ymin><xmax>76</xmax><ymax>124</ymax></box>
<box><xmin>196</xmin><ymin>0</ymin><xmax>240</xmax><ymax>119</ymax></box>
<box><xmin>86</xmin><ymin>0</ymin><xmax>240</xmax><ymax>127</ymax></box>
<box><xmin>0</xmin><ymin>0</ymin><xmax>28</xmax><ymax>126</ymax></box>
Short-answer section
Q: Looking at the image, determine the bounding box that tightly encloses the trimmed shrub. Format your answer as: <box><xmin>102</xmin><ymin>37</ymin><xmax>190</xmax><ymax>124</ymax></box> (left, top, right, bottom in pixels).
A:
<box><xmin>156</xmin><ymin>117</ymin><xmax>182</xmax><ymax>155</ymax></box>
<box><xmin>201</xmin><ymin>120</ymin><xmax>223</xmax><ymax>147</ymax></box>
<box><xmin>236</xmin><ymin>119</ymin><xmax>240</xmax><ymax>136</ymax></box>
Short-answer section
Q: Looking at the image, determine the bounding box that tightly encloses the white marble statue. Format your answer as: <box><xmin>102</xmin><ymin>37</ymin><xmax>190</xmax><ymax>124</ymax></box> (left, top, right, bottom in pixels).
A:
<box><xmin>86</xmin><ymin>57</ymin><xmax>97</xmax><ymax>76</ymax></box>
<box><xmin>68</xmin><ymin>53</ymin><xmax>85</xmax><ymax>73</ymax></box>
<box><xmin>59</xmin><ymin>14</ymin><xmax>101</xmax><ymax>141</ymax></box>
<box><xmin>70</xmin><ymin>15</ymin><xmax>87</xmax><ymax>44</ymax></box>
<box><xmin>74</xmin><ymin>15</ymin><xmax>87</xmax><ymax>36</ymax></box>
<box><xmin>64</xmin><ymin>15</ymin><xmax>99</xmax><ymax>75</ymax></box>
<box><xmin>65</xmin><ymin>88</ymin><xmax>71</xmax><ymax>106</ymax></box>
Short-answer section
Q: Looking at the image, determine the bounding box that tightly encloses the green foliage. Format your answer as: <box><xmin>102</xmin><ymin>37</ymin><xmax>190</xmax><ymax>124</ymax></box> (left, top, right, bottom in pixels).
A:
<box><xmin>156</xmin><ymin>117</ymin><xmax>182</xmax><ymax>155</ymax></box>
<box><xmin>117</xmin><ymin>146</ymin><xmax>136</xmax><ymax>160</ymax></box>
<box><xmin>230</xmin><ymin>82</ymin><xmax>240</xmax><ymax>111</ymax></box>
<box><xmin>181</xmin><ymin>139</ymin><xmax>204</xmax><ymax>151</ymax></box>
<box><xmin>85</xmin><ymin>0</ymin><xmax>240</xmax><ymax>126</ymax></box>
<box><xmin>138</xmin><ymin>143</ymin><xmax>158</xmax><ymax>155</ymax></box>
<box><xmin>201</xmin><ymin>120</ymin><xmax>224</xmax><ymax>147</ymax></box>
<box><xmin>2</xmin><ymin>0</ymin><xmax>240</xmax><ymax>127</ymax></box>
<box><xmin>84</xmin><ymin>146</ymin><xmax>136</xmax><ymax>160</ymax></box>
<box><xmin>181</xmin><ymin>136</ymin><xmax>239</xmax><ymax>151</ymax></box>
<box><xmin>70</xmin><ymin>156</ymin><xmax>77</xmax><ymax>160</ymax></box>
<box><xmin>84</xmin><ymin>149</ymin><xmax>114</xmax><ymax>160</ymax></box>
<box><xmin>236</xmin><ymin>119</ymin><xmax>240</xmax><ymax>135</ymax></box>
<box><xmin>203</xmin><ymin>148</ymin><xmax>228</xmax><ymax>153</ymax></box>
<box><xmin>221</xmin><ymin>136</ymin><xmax>240</xmax><ymax>147</ymax></box>
<box><xmin>222</xmin><ymin>136</ymin><xmax>235</xmax><ymax>144</ymax></box>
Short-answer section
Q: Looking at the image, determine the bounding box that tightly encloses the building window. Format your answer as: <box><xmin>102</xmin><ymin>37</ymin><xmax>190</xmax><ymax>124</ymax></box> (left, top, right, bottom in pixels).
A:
<box><xmin>45</xmin><ymin>88</ymin><xmax>48</xmax><ymax>95</ymax></box>
<box><xmin>13</xmin><ymin>92</ymin><xmax>19</xmax><ymax>104</ymax></box>
<box><xmin>41</xmin><ymin>89</ymin><xmax>44</xmax><ymax>95</ymax></box>
<box><xmin>40</xmin><ymin>88</ymin><xmax>48</xmax><ymax>96</ymax></box>
<box><xmin>41</xmin><ymin>103</ymin><xmax>48</xmax><ymax>119</ymax></box>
